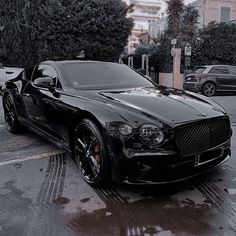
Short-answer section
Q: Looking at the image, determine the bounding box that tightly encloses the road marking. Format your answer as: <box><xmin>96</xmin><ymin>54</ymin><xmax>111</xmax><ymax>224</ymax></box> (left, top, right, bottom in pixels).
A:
<box><xmin>0</xmin><ymin>150</ymin><xmax>65</xmax><ymax>167</ymax></box>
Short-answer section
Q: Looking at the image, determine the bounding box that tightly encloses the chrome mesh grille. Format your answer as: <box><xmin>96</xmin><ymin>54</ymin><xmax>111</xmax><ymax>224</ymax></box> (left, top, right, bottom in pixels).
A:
<box><xmin>175</xmin><ymin>118</ymin><xmax>230</xmax><ymax>155</ymax></box>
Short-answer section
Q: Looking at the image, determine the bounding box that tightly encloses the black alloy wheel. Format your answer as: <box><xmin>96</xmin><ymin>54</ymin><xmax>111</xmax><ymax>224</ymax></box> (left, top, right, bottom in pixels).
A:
<box><xmin>74</xmin><ymin>119</ymin><xmax>110</xmax><ymax>187</ymax></box>
<box><xmin>202</xmin><ymin>82</ymin><xmax>216</xmax><ymax>97</ymax></box>
<box><xmin>3</xmin><ymin>94</ymin><xmax>22</xmax><ymax>133</ymax></box>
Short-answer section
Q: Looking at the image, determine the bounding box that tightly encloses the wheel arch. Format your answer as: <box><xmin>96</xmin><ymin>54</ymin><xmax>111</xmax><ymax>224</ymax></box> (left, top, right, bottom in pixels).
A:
<box><xmin>202</xmin><ymin>78</ymin><xmax>218</xmax><ymax>89</ymax></box>
<box><xmin>2</xmin><ymin>82</ymin><xmax>21</xmax><ymax>103</ymax></box>
<box><xmin>68</xmin><ymin>110</ymin><xmax>107</xmax><ymax>151</ymax></box>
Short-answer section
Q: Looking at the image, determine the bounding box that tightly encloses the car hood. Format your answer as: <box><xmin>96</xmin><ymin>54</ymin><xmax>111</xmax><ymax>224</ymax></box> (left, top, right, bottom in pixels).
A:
<box><xmin>95</xmin><ymin>87</ymin><xmax>226</xmax><ymax>125</ymax></box>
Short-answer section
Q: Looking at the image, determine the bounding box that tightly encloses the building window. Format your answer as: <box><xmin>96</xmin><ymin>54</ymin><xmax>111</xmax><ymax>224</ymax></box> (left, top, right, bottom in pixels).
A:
<box><xmin>141</xmin><ymin>9</ymin><xmax>158</xmax><ymax>15</ymax></box>
<box><xmin>220</xmin><ymin>7</ymin><xmax>231</xmax><ymax>22</ymax></box>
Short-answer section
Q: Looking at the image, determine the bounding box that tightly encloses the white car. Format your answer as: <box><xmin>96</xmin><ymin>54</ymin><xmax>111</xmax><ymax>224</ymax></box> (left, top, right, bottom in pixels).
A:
<box><xmin>0</xmin><ymin>67</ymin><xmax>23</xmax><ymax>95</ymax></box>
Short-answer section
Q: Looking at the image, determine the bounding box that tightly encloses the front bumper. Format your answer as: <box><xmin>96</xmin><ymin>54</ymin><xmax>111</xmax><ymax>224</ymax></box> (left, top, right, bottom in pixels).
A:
<box><xmin>183</xmin><ymin>82</ymin><xmax>202</xmax><ymax>92</ymax></box>
<box><xmin>117</xmin><ymin>142</ymin><xmax>230</xmax><ymax>185</ymax></box>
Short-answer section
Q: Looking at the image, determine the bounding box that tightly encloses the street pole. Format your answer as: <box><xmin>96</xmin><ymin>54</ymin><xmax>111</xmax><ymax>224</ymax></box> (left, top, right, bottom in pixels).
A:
<box><xmin>171</xmin><ymin>39</ymin><xmax>182</xmax><ymax>89</ymax></box>
<box><xmin>171</xmin><ymin>39</ymin><xmax>177</xmax><ymax>87</ymax></box>
<box><xmin>0</xmin><ymin>26</ymin><xmax>4</xmax><ymax>48</ymax></box>
<box><xmin>0</xmin><ymin>26</ymin><xmax>4</xmax><ymax>65</ymax></box>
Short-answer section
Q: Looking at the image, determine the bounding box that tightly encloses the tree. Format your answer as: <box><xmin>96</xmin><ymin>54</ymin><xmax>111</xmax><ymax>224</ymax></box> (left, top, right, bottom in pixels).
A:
<box><xmin>166</xmin><ymin>0</ymin><xmax>184</xmax><ymax>37</ymax></box>
<box><xmin>0</xmin><ymin>0</ymin><xmax>133</xmax><ymax>67</ymax></box>
<box><xmin>134</xmin><ymin>44</ymin><xmax>159</xmax><ymax>56</ymax></box>
<box><xmin>181</xmin><ymin>4</ymin><xmax>199</xmax><ymax>39</ymax></box>
<box><xmin>149</xmin><ymin>2</ymin><xmax>199</xmax><ymax>73</ymax></box>
<box><xmin>191</xmin><ymin>22</ymin><xmax>236</xmax><ymax>66</ymax></box>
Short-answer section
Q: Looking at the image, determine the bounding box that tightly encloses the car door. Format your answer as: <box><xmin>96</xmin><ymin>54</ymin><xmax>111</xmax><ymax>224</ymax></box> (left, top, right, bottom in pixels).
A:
<box><xmin>209</xmin><ymin>66</ymin><xmax>232</xmax><ymax>91</ymax></box>
<box><xmin>228</xmin><ymin>66</ymin><xmax>236</xmax><ymax>91</ymax></box>
<box><xmin>22</xmin><ymin>64</ymin><xmax>65</xmax><ymax>141</ymax></box>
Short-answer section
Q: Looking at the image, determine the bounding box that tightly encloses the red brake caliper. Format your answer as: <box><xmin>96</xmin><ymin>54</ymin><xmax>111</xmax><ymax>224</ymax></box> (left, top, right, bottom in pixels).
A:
<box><xmin>94</xmin><ymin>144</ymin><xmax>101</xmax><ymax>164</ymax></box>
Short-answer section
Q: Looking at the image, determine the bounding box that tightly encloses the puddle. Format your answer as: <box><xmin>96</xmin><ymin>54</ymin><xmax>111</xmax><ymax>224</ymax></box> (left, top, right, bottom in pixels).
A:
<box><xmin>54</xmin><ymin>197</ymin><xmax>70</xmax><ymax>206</ymax></box>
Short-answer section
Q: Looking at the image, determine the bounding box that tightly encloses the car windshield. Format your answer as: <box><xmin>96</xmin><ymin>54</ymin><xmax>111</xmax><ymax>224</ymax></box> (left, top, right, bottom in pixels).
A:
<box><xmin>62</xmin><ymin>62</ymin><xmax>154</xmax><ymax>89</ymax></box>
<box><xmin>194</xmin><ymin>67</ymin><xmax>207</xmax><ymax>74</ymax></box>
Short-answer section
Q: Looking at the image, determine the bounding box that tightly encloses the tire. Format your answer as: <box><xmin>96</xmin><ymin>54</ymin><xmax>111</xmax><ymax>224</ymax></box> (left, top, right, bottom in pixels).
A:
<box><xmin>3</xmin><ymin>93</ymin><xmax>22</xmax><ymax>134</ymax></box>
<box><xmin>202</xmin><ymin>82</ymin><xmax>216</xmax><ymax>97</ymax></box>
<box><xmin>74</xmin><ymin>119</ymin><xmax>110</xmax><ymax>187</ymax></box>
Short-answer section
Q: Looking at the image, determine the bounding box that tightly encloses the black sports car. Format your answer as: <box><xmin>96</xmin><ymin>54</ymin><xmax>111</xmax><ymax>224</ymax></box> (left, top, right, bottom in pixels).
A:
<box><xmin>1</xmin><ymin>61</ymin><xmax>232</xmax><ymax>187</ymax></box>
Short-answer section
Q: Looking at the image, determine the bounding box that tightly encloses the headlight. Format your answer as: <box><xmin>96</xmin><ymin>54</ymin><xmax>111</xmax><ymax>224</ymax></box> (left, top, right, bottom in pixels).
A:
<box><xmin>106</xmin><ymin>122</ymin><xmax>133</xmax><ymax>136</ymax></box>
<box><xmin>119</xmin><ymin>124</ymin><xmax>133</xmax><ymax>136</ymax></box>
<box><xmin>140</xmin><ymin>124</ymin><xmax>165</xmax><ymax>146</ymax></box>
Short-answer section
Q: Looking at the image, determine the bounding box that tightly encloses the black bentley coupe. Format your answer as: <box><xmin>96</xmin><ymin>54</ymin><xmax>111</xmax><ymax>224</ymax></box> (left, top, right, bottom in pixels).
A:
<box><xmin>1</xmin><ymin>61</ymin><xmax>232</xmax><ymax>187</ymax></box>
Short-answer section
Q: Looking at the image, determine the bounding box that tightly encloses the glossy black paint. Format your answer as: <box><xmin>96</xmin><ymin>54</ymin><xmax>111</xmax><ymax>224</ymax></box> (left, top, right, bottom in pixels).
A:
<box><xmin>1</xmin><ymin>61</ymin><xmax>232</xmax><ymax>184</ymax></box>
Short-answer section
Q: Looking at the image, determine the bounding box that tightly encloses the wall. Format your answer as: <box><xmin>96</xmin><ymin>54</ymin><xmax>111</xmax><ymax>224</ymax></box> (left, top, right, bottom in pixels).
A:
<box><xmin>159</xmin><ymin>73</ymin><xmax>184</xmax><ymax>89</ymax></box>
<box><xmin>201</xmin><ymin>0</ymin><xmax>236</xmax><ymax>26</ymax></box>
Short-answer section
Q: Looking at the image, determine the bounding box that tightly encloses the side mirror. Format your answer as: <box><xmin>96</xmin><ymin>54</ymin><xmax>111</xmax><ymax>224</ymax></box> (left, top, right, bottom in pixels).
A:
<box><xmin>34</xmin><ymin>77</ymin><xmax>54</xmax><ymax>88</ymax></box>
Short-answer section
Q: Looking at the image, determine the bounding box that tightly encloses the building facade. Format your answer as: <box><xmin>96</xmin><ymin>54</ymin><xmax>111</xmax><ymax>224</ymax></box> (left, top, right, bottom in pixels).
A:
<box><xmin>123</xmin><ymin>0</ymin><xmax>162</xmax><ymax>53</ymax></box>
<box><xmin>196</xmin><ymin>0</ymin><xmax>236</xmax><ymax>27</ymax></box>
<box><xmin>148</xmin><ymin>0</ymin><xmax>236</xmax><ymax>41</ymax></box>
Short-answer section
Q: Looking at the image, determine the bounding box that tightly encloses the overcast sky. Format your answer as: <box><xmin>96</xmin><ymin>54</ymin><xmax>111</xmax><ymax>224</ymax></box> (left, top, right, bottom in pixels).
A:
<box><xmin>164</xmin><ymin>0</ymin><xmax>195</xmax><ymax>4</ymax></box>
<box><xmin>185</xmin><ymin>0</ymin><xmax>195</xmax><ymax>3</ymax></box>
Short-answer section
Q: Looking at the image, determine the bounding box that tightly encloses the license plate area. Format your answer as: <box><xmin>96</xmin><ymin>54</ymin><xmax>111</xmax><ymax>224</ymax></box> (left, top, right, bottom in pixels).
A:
<box><xmin>194</xmin><ymin>148</ymin><xmax>224</xmax><ymax>167</ymax></box>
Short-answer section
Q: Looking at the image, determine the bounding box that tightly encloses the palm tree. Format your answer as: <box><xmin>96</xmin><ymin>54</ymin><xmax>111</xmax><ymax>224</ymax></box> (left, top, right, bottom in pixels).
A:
<box><xmin>182</xmin><ymin>5</ymin><xmax>199</xmax><ymax>39</ymax></box>
<box><xmin>166</xmin><ymin>0</ymin><xmax>184</xmax><ymax>37</ymax></box>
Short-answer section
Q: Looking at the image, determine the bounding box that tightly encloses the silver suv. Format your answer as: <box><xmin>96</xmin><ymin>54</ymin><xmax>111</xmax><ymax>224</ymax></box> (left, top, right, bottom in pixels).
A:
<box><xmin>183</xmin><ymin>65</ymin><xmax>236</xmax><ymax>96</ymax></box>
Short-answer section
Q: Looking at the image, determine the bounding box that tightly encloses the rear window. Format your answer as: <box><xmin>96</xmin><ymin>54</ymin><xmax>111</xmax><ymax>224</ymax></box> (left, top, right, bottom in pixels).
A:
<box><xmin>194</xmin><ymin>67</ymin><xmax>207</xmax><ymax>74</ymax></box>
<box><xmin>209</xmin><ymin>66</ymin><xmax>229</xmax><ymax>74</ymax></box>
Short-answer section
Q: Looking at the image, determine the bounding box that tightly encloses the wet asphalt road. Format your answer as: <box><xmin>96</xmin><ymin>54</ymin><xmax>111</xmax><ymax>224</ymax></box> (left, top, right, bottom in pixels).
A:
<box><xmin>0</xmin><ymin>95</ymin><xmax>236</xmax><ymax>236</ymax></box>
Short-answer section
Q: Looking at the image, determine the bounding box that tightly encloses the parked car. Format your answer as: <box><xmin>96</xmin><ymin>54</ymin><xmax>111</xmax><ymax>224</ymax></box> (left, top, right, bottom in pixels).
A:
<box><xmin>0</xmin><ymin>67</ymin><xmax>23</xmax><ymax>95</ymax></box>
<box><xmin>1</xmin><ymin>61</ymin><xmax>232</xmax><ymax>187</ymax></box>
<box><xmin>183</xmin><ymin>65</ymin><xmax>236</xmax><ymax>96</ymax></box>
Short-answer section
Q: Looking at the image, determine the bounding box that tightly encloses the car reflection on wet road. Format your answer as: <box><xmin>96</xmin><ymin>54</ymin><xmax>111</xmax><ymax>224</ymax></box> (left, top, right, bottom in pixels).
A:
<box><xmin>0</xmin><ymin>96</ymin><xmax>236</xmax><ymax>236</ymax></box>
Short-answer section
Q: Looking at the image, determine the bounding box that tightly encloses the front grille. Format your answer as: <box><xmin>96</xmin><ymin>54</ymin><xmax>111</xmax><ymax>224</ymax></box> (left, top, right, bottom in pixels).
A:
<box><xmin>175</xmin><ymin>117</ymin><xmax>230</xmax><ymax>155</ymax></box>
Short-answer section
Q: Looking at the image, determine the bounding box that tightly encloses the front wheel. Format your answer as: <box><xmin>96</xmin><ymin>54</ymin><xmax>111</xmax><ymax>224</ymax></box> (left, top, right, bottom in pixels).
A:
<box><xmin>74</xmin><ymin>119</ymin><xmax>110</xmax><ymax>187</ymax></box>
<box><xmin>202</xmin><ymin>82</ymin><xmax>216</xmax><ymax>97</ymax></box>
<box><xmin>3</xmin><ymin>94</ymin><xmax>22</xmax><ymax>134</ymax></box>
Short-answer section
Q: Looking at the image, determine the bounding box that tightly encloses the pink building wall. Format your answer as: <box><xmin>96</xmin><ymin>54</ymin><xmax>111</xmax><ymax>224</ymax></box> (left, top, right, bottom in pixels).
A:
<box><xmin>202</xmin><ymin>0</ymin><xmax>236</xmax><ymax>26</ymax></box>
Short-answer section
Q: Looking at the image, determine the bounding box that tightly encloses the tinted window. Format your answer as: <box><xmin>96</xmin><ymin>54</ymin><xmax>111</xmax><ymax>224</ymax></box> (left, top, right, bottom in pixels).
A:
<box><xmin>32</xmin><ymin>65</ymin><xmax>61</xmax><ymax>88</ymax></box>
<box><xmin>62</xmin><ymin>62</ymin><xmax>154</xmax><ymax>89</ymax></box>
<box><xmin>209</xmin><ymin>66</ymin><xmax>229</xmax><ymax>74</ymax></box>
<box><xmin>194</xmin><ymin>67</ymin><xmax>206</xmax><ymax>74</ymax></box>
<box><xmin>229</xmin><ymin>66</ymin><xmax>236</xmax><ymax>75</ymax></box>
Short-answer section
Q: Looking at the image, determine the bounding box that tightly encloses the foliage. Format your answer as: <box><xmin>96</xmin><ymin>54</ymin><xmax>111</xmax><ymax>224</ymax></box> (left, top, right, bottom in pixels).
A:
<box><xmin>166</xmin><ymin>0</ymin><xmax>184</xmax><ymax>37</ymax></box>
<box><xmin>181</xmin><ymin>5</ymin><xmax>199</xmax><ymax>40</ymax></box>
<box><xmin>134</xmin><ymin>44</ymin><xmax>159</xmax><ymax>56</ymax></box>
<box><xmin>130</xmin><ymin>1</ymin><xmax>236</xmax><ymax>73</ymax></box>
<box><xmin>155</xmin><ymin>2</ymin><xmax>200</xmax><ymax>72</ymax></box>
<box><xmin>191</xmin><ymin>22</ymin><xmax>236</xmax><ymax>67</ymax></box>
<box><xmin>130</xmin><ymin>0</ymin><xmax>200</xmax><ymax>73</ymax></box>
<box><xmin>0</xmin><ymin>0</ymin><xmax>133</xmax><ymax>67</ymax></box>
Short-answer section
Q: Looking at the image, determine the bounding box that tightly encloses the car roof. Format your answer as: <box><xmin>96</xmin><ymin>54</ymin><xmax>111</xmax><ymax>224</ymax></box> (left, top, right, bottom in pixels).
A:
<box><xmin>42</xmin><ymin>60</ymin><xmax>120</xmax><ymax>66</ymax></box>
<box><xmin>199</xmin><ymin>65</ymin><xmax>235</xmax><ymax>68</ymax></box>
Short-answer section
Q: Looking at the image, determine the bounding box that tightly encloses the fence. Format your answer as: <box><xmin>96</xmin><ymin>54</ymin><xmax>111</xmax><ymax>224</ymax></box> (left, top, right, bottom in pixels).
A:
<box><xmin>120</xmin><ymin>55</ymin><xmax>159</xmax><ymax>84</ymax></box>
